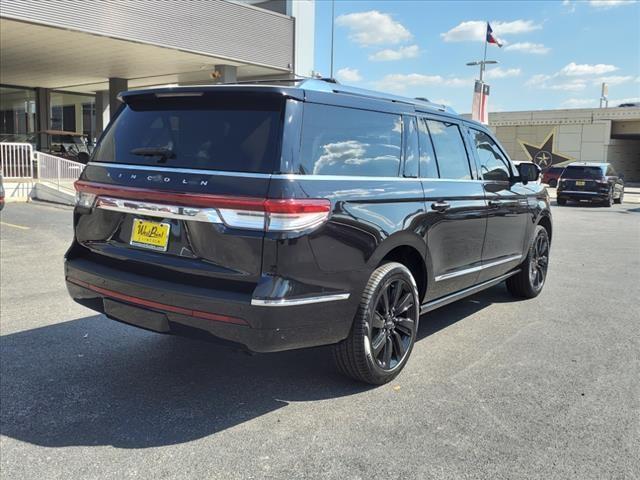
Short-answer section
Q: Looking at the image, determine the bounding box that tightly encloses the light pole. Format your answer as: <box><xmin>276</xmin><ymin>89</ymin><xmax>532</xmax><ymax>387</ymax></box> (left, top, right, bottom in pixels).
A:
<box><xmin>466</xmin><ymin>59</ymin><xmax>498</xmax><ymax>83</ymax></box>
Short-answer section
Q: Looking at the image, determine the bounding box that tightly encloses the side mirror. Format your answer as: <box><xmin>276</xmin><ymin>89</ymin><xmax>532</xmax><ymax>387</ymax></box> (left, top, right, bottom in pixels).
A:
<box><xmin>517</xmin><ymin>162</ymin><xmax>541</xmax><ymax>185</ymax></box>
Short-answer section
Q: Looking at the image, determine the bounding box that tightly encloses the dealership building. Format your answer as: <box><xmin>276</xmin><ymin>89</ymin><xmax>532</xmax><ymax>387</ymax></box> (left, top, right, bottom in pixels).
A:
<box><xmin>487</xmin><ymin>106</ymin><xmax>640</xmax><ymax>182</ymax></box>
<box><xmin>0</xmin><ymin>0</ymin><xmax>314</xmax><ymax>149</ymax></box>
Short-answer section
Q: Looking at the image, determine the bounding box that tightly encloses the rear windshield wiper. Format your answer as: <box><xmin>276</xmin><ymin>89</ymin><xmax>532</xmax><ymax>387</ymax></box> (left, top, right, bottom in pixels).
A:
<box><xmin>130</xmin><ymin>147</ymin><xmax>175</xmax><ymax>162</ymax></box>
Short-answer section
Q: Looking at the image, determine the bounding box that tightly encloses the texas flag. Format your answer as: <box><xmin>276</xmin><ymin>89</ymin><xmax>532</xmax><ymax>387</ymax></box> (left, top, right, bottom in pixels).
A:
<box><xmin>486</xmin><ymin>23</ymin><xmax>503</xmax><ymax>47</ymax></box>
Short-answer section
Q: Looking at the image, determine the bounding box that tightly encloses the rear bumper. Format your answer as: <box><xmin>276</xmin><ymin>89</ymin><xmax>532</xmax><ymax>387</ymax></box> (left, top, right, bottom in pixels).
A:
<box><xmin>65</xmin><ymin>257</ymin><xmax>357</xmax><ymax>353</ymax></box>
<box><xmin>557</xmin><ymin>190</ymin><xmax>608</xmax><ymax>201</ymax></box>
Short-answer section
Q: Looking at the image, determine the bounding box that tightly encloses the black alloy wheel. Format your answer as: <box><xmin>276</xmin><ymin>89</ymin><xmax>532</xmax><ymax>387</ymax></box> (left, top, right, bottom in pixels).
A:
<box><xmin>529</xmin><ymin>232</ymin><xmax>549</xmax><ymax>291</ymax></box>
<box><xmin>333</xmin><ymin>262</ymin><xmax>420</xmax><ymax>384</ymax></box>
<box><xmin>369</xmin><ymin>278</ymin><xmax>417</xmax><ymax>370</ymax></box>
<box><xmin>506</xmin><ymin>225</ymin><xmax>550</xmax><ymax>299</ymax></box>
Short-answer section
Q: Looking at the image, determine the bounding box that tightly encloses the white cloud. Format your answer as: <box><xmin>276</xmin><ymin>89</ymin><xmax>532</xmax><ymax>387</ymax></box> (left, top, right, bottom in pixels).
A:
<box><xmin>563</xmin><ymin>0</ymin><xmax>577</xmax><ymax>12</ymax></box>
<box><xmin>560</xmin><ymin>62</ymin><xmax>619</xmax><ymax>76</ymax></box>
<box><xmin>375</xmin><ymin>73</ymin><xmax>471</xmax><ymax>93</ymax></box>
<box><xmin>504</xmin><ymin>42</ymin><xmax>550</xmax><ymax>54</ymax></box>
<box><xmin>561</xmin><ymin>98</ymin><xmax>598</xmax><ymax>108</ymax></box>
<box><xmin>594</xmin><ymin>75</ymin><xmax>634</xmax><ymax>85</ymax></box>
<box><xmin>589</xmin><ymin>0</ymin><xmax>636</xmax><ymax>8</ymax></box>
<box><xmin>335</xmin><ymin>67</ymin><xmax>363</xmax><ymax>83</ymax></box>
<box><xmin>527</xmin><ymin>63</ymin><xmax>627</xmax><ymax>91</ymax></box>
<box><xmin>549</xmin><ymin>81</ymin><xmax>588</xmax><ymax>91</ymax></box>
<box><xmin>336</xmin><ymin>11</ymin><xmax>412</xmax><ymax>46</ymax></box>
<box><xmin>441</xmin><ymin>20</ymin><xmax>541</xmax><ymax>42</ymax></box>
<box><xmin>369</xmin><ymin>44</ymin><xmax>420</xmax><ymax>61</ymax></box>
<box><xmin>484</xmin><ymin>67</ymin><xmax>522</xmax><ymax>79</ymax></box>
<box><xmin>610</xmin><ymin>96</ymin><xmax>640</xmax><ymax>105</ymax></box>
<box><xmin>525</xmin><ymin>75</ymin><xmax>586</xmax><ymax>91</ymax></box>
<box><xmin>562</xmin><ymin>96</ymin><xmax>640</xmax><ymax>108</ymax></box>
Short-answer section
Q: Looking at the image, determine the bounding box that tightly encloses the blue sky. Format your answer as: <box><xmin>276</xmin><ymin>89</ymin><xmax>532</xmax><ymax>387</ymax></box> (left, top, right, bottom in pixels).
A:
<box><xmin>314</xmin><ymin>0</ymin><xmax>640</xmax><ymax>112</ymax></box>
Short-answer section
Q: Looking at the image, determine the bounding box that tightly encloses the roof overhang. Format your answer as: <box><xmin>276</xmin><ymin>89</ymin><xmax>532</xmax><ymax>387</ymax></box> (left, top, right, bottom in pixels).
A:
<box><xmin>0</xmin><ymin>18</ymin><xmax>289</xmax><ymax>93</ymax></box>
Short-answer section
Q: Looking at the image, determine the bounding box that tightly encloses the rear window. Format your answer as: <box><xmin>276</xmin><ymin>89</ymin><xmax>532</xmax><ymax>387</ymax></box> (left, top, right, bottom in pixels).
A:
<box><xmin>562</xmin><ymin>166</ymin><xmax>604</xmax><ymax>179</ymax></box>
<box><xmin>426</xmin><ymin>120</ymin><xmax>472</xmax><ymax>180</ymax></box>
<box><xmin>92</xmin><ymin>93</ymin><xmax>284</xmax><ymax>173</ymax></box>
<box><xmin>298</xmin><ymin>103</ymin><xmax>402</xmax><ymax>177</ymax></box>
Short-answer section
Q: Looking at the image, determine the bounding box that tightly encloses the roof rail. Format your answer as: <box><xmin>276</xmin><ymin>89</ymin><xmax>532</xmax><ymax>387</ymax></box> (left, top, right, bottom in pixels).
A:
<box><xmin>215</xmin><ymin>75</ymin><xmax>338</xmax><ymax>86</ymax></box>
<box><xmin>298</xmin><ymin>79</ymin><xmax>457</xmax><ymax>114</ymax></box>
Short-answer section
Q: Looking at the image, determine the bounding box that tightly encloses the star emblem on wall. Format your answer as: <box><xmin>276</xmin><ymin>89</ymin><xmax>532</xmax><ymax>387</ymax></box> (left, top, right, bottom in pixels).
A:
<box><xmin>520</xmin><ymin>130</ymin><xmax>573</xmax><ymax>169</ymax></box>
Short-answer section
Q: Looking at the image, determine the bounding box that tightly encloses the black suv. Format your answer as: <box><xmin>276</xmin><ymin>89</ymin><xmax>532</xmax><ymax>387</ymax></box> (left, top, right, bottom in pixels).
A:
<box><xmin>66</xmin><ymin>80</ymin><xmax>552</xmax><ymax>384</ymax></box>
<box><xmin>557</xmin><ymin>162</ymin><xmax>624</xmax><ymax>206</ymax></box>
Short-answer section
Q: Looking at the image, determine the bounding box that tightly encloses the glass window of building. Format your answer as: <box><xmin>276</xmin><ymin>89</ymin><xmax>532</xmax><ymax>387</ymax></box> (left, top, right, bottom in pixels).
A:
<box><xmin>50</xmin><ymin>91</ymin><xmax>96</xmax><ymax>141</ymax></box>
<box><xmin>0</xmin><ymin>86</ymin><xmax>36</xmax><ymax>142</ymax></box>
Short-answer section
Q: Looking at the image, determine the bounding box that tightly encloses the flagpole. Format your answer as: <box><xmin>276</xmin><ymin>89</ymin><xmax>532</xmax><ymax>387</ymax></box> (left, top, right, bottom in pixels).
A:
<box><xmin>480</xmin><ymin>22</ymin><xmax>488</xmax><ymax>83</ymax></box>
<box><xmin>330</xmin><ymin>0</ymin><xmax>335</xmax><ymax>79</ymax></box>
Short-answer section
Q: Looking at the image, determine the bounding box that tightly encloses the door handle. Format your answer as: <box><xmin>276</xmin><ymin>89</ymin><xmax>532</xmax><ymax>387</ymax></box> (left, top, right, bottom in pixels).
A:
<box><xmin>431</xmin><ymin>201</ymin><xmax>450</xmax><ymax>212</ymax></box>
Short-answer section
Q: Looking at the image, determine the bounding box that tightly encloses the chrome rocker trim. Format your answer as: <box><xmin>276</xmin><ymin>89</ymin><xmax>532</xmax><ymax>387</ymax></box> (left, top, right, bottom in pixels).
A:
<box><xmin>251</xmin><ymin>293</ymin><xmax>350</xmax><ymax>307</ymax></box>
<box><xmin>434</xmin><ymin>254</ymin><xmax>522</xmax><ymax>282</ymax></box>
<box><xmin>421</xmin><ymin>270</ymin><xmax>520</xmax><ymax>315</ymax></box>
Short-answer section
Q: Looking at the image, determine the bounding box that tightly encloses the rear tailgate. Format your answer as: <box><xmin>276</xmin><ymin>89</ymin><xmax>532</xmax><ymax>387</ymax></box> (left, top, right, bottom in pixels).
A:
<box><xmin>70</xmin><ymin>90</ymin><xmax>285</xmax><ymax>290</ymax></box>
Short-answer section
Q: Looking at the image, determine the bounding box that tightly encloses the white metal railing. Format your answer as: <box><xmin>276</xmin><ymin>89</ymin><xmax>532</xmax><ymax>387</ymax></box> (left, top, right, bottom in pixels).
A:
<box><xmin>0</xmin><ymin>142</ymin><xmax>34</xmax><ymax>179</ymax></box>
<box><xmin>36</xmin><ymin>151</ymin><xmax>85</xmax><ymax>192</ymax></box>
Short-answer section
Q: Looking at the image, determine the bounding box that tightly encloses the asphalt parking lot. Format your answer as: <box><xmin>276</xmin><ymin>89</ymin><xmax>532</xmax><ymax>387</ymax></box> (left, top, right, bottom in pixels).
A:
<box><xmin>1</xmin><ymin>200</ymin><xmax>639</xmax><ymax>480</ymax></box>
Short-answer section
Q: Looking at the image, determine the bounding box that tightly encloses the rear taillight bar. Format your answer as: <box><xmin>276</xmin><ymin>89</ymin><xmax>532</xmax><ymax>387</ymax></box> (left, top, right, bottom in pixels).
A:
<box><xmin>74</xmin><ymin>181</ymin><xmax>331</xmax><ymax>232</ymax></box>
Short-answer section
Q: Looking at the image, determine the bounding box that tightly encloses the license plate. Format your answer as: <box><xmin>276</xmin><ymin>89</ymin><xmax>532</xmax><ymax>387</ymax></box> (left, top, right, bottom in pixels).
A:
<box><xmin>130</xmin><ymin>219</ymin><xmax>170</xmax><ymax>251</ymax></box>
<box><xmin>576</xmin><ymin>180</ymin><xmax>585</xmax><ymax>186</ymax></box>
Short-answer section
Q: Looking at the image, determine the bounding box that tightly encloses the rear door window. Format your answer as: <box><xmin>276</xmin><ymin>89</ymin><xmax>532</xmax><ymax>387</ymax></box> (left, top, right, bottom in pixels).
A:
<box><xmin>426</xmin><ymin>120</ymin><xmax>472</xmax><ymax>180</ymax></box>
<box><xmin>417</xmin><ymin>118</ymin><xmax>439</xmax><ymax>178</ymax></box>
<box><xmin>92</xmin><ymin>93</ymin><xmax>284</xmax><ymax>173</ymax></box>
<box><xmin>403</xmin><ymin>116</ymin><xmax>419</xmax><ymax>178</ymax></box>
<box><xmin>299</xmin><ymin>103</ymin><xmax>402</xmax><ymax>177</ymax></box>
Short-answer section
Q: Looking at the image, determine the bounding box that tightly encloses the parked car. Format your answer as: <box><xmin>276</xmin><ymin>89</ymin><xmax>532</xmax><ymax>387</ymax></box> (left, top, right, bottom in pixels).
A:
<box><xmin>0</xmin><ymin>173</ymin><xmax>4</xmax><ymax>211</ymax></box>
<box><xmin>557</xmin><ymin>162</ymin><xmax>624</xmax><ymax>206</ymax></box>
<box><xmin>541</xmin><ymin>166</ymin><xmax>565</xmax><ymax>187</ymax></box>
<box><xmin>65</xmin><ymin>80</ymin><xmax>552</xmax><ymax>384</ymax></box>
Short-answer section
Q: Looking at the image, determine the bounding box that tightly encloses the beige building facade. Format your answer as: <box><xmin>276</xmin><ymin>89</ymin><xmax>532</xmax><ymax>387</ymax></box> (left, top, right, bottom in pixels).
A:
<box><xmin>485</xmin><ymin>107</ymin><xmax>640</xmax><ymax>181</ymax></box>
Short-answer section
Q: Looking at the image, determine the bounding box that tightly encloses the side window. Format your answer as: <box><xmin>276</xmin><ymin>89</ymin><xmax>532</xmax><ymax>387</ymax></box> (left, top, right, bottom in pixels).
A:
<box><xmin>403</xmin><ymin>116</ymin><xmax>419</xmax><ymax>177</ymax></box>
<box><xmin>417</xmin><ymin>118</ymin><xmax>439</xmax><ymax>178</ymax></box>
<box><xmin>606</xmin><ymin>165</ymin><xmax>616</xmax><ymax>176</ymax></box>
<box><xmin>299</xmin><ymin>103</ymin><xmax>402</xmax><ymax>177</ymax></box>
<box><xmin>426</xmin><ymin>120</ymin><xmax>472</xmax><ymax>180</ymax></box>
<box><xmin>471</xmin><ymin>129</ymin><xmax>511</xmax><ymax>182</ymax></box>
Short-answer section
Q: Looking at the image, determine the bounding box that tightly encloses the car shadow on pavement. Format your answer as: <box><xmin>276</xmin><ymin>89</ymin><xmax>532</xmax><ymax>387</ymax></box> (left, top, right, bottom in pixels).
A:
<box><xmin>0</xmin><ymin>285</ymin><xmax>507</xmax><ymax>449</ymax></box>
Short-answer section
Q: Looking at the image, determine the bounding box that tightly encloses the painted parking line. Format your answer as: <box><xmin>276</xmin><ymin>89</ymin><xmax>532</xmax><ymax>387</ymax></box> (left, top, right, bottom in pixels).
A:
<box><xmin>0</xmin><ymin>221</ymin><xmax>30</xmax><ymax>230</ymax></box>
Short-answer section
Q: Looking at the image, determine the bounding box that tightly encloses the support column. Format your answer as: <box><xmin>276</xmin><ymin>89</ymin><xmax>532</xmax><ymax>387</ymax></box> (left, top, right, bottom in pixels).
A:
<box><xmin>35</xmin><ymin>88</ymin><xmax>50</xmax><ymax>151</ymax></box>
<box><xmin>94</xmin><ymin>90</ymin><xmax>109</xmax><ymax>137</ymax></box>
<box><xmin>108</xmin><ymin>78</ymin><xmax>128</xmax><ymax>120</ymax></box>
<box><xmin>213</xmin><ymin>65</ymin><xmax>237</xmax><ymax>84</ymax></box>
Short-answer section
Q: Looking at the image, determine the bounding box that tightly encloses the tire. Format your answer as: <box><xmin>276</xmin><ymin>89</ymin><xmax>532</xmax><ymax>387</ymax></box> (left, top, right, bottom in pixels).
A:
<box><xmin>557</xmin><ymin>197</ymin><xmax>567</xmax><ymax>206</ymax></box>
<box><xmin>506</xmin><ymin>225</ymin><xmax>550</xmax><ymax>299</ymax></box>
<box><xmin>333</xmin><ymin>262</ymin><xmax>420</xmax><ymax>385</ymax></box>
<box><xmin>604</xmin><ymin>190</ymin><xmax>613</xmax><ymax>207</ymax></box>
<box><xmin>614</xmin><ymin>189</ymin><xmax>624</xmax><ymax>204</ymax></box>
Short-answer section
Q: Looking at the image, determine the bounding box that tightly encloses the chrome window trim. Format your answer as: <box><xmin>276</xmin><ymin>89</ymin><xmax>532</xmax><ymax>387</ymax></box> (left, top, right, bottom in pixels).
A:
<box><xmin>434</xmin><ymin>254</ymin><xmax>523</xmax><ymax>282</ymax></box>
<box><xmin>88</xmin><ymin>162</ymin><xmax>272</xmax><ymax>178</ymax></box>
<box><xmin>88</xmin><ymin>162</ymin><xmax>485</xmax><ymax>182</ymax></box>
<box><xmin>251</xmin><ymin>293</ymin><xmax>350</xmax><ymax>307</ymax></box>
